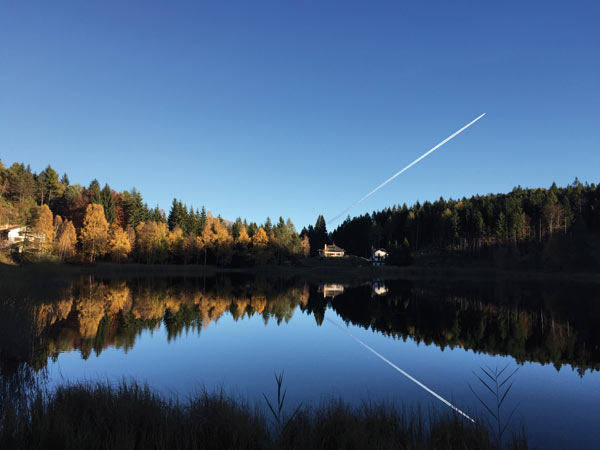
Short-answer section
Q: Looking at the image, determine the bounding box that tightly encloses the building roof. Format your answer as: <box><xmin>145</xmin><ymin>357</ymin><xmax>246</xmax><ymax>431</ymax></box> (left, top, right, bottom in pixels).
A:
<box><xmin>324</xmin><ymin>244</ymin><xmax>344</xmax><ymax>252</ymax></box>
<box><xmin>2</xmin><ymin>225</ymin><xmax>25</xmax><ymax>232</ymax></box>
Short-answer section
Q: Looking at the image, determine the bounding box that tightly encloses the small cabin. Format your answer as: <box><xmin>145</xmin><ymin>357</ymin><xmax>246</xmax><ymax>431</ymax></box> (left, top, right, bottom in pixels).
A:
<box><xmin>0</xmin><ymin>225</ymin><xmax>26</xmax><ymax>243</ymax></box>
<box><xmin>1</xmin><ymin>225</ymin><xmax>44</xmax><ymax>252</ymax></box>
<box><xmin>372</xmin><ymin>248</ymin><xmax>388</xmax><ymax>266</ymax></box>
<box><xmin>318</xmin><ymin>244</ymin><xmax>345</xmax><ymax>258</ymax></box>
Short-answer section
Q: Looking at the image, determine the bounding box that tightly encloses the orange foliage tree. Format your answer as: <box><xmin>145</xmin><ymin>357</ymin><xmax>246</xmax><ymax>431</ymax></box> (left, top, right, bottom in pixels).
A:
<box><xmin>80</xmin><ymin>203</ymin><xmax>109</xmax><ymax>263</ymax></box>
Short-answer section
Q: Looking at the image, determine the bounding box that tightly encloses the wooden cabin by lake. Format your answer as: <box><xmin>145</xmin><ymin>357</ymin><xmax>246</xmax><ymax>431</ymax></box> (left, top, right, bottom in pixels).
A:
<box><xmin>318</xmin><ymin>244</ymin><xmax>345</xmax><ymax>258</ymax></box>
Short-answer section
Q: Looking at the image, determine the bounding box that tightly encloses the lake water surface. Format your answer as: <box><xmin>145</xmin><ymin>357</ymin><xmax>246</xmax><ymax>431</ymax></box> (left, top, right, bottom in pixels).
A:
<box><xmin>1</xmin><ymin>274</ymin><xmax>599</xmax><ymax>449</ymax></box>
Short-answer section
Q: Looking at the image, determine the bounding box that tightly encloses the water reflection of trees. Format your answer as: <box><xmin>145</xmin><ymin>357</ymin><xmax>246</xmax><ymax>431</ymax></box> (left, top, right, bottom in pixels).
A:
<box><xmin>0</xmin><ymin>276</ymin><xmax>310</xmax><ymax>374</ymax></box>
<box><xmin>1</xmin><ymin>276</ymin><xmax>598</xmax><ymax>376</ymax></box>
<box><xmin>323</xmin><ymin>280</ymin><xmax>600</xmax><ymax>375</ymax></box>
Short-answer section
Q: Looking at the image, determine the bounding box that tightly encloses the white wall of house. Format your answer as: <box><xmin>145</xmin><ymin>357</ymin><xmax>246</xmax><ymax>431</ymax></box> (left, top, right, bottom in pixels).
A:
<box><xmin>8</xmin><ymin>228</ymin><xmax>24</xmax><ymax>242</ymax></box>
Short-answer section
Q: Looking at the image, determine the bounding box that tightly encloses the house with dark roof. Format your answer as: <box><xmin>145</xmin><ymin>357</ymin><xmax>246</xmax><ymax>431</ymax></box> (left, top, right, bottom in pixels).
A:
<box><xmin>318</xmin><ymin>244</ymin><xmax>345</xmax><ymax>258</ymax></box>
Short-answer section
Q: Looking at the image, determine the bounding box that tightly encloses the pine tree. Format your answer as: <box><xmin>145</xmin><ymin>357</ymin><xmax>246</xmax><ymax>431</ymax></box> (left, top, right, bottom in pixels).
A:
<box><xmin>100</xmin><ymin>184</ymin><xmax>116</xmax><ymax>224</ymax></box>
<box><xmin>122</xmin><ymin>188</ymin><xmax>146</xmax><ymax>228</ymax></box>
<box><xmin>168</xmin><ymin>198</ymin><xmax>183</xmax><ymax>231</ymax></box>
<box><xmin>37</xmin><ymin>166</ymin><xmax>62</xmax><ymax>205</ymax></box>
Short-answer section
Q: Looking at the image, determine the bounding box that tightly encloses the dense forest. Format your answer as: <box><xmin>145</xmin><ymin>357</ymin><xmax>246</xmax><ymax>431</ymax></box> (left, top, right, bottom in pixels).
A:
<box><xmin>0</xmin><ymin>160</ymin><xmax>309</xmax><ymax>265</ymax></box>
<box><xmin>1</xmin><ymin>159</ymin><xmax>599</xmax><ymax>267</ymax></box>
<box><xmin>330</xmin><ymin>179</ymin><xmax>600</xmax><ymax>267</ymax></box>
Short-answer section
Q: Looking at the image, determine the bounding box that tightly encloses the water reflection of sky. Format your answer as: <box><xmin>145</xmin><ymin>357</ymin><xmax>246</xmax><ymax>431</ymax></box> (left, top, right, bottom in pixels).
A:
<box><xmin>48</xmin><ymin>304</ymin><xmax>600</xmax><ymax>450</ymax></box>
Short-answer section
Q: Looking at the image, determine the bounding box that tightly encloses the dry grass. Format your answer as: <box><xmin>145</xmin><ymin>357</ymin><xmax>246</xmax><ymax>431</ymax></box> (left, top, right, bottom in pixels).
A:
<box><xmin>0</xmin><ymin>380</ymin><xmax>530</xmax><ymax>450</ymax></box>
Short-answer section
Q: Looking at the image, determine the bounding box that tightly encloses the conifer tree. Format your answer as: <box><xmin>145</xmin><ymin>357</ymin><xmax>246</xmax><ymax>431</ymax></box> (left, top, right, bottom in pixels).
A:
<box><xmin>122</xmin><ymin>188</ymin><xmax>146</xmax><ymax>228</ymax></box>
<box><xmin>100</xmin><ymin>184</ymin><xmax>116</xmax><ymax>224</ymax></box>
<box><xmin>167</xmin><ymin>198</ymin><xmax>184</xmax><ymax>231</ymax></box>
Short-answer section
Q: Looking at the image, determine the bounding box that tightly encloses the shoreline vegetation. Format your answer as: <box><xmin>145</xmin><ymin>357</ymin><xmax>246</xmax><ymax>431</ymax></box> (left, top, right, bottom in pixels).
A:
<box><xmin>1</xmin><ymin>260</ymin><xmax>599</xmax><ymax>285</ymax></box>
<box><xmin>1</xmin><ymin>160</ymin><xmax>599</xmax><ymax>272</ymax></box>
<box><xmin>0</xmin><ymin>379</ymin><xmax>529</xmax><ymax>450</ymax></box>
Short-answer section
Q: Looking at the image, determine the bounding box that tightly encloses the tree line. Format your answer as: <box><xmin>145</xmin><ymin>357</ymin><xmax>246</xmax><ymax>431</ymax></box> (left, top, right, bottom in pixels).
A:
<box><xmin>2</xmin><ymin>158</ymin><xmax>598</xmax><ymax>267</ymax></box>
<box><xmin>0</xmin><ymin>160</ymin><xmax>309</xmax><ymax>265</ymax></box>
<box><xmin>330</xmin><ymin>179</ymin><xmax>600</xmax><ymax>265</ymax></box>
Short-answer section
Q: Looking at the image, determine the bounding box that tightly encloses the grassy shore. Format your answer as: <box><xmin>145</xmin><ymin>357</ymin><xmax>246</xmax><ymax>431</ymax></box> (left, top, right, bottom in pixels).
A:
<box><xmin>1</xmin><ymin>258</ymin><xmax>598</xmax><ymax>286</ymax></box>
<box><xmin>0</xmin><ymin>380</ymin><xmax>529</xmax><ymax>450</ymax></box>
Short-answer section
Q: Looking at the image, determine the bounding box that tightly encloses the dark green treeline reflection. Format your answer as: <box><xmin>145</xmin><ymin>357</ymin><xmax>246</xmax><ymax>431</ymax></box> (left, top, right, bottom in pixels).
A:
<box><xmin>1</xmin><ymin>276</ymin><xmax>598</xmax><ymax>377</ymax></box>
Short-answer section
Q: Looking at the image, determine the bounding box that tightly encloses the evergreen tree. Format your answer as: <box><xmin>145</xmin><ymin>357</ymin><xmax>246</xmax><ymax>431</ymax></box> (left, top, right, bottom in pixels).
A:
<box><xmin>37</xmin><ymin>165</ymin><xmax>62</xmax><ymax>205</ymax></box>
<box><xmin>310</xmin><ymin>215</ymin><xmax>328</xmax><ymax>256</ymax></box>
<box><xmin>168</xmin><ymin>198</ymin><xmax>185</xmax><ymax>231</ymax></box>
<box><xmin>100</xmin><ymin>184</ymin><xmax>116</xmax><ymax>224</ymax></box>
<box><xmin>122</xmin><ymin>188</ymin><xmax>146</xmax><ymax>228</ymax></box>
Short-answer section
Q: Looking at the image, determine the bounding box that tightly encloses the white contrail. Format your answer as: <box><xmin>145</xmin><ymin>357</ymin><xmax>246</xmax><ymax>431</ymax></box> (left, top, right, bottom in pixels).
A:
<box><xmin>326</xmin><ymin>317</ymin><xmax>475</xmax><ymax>423</ymax></box>
<box><xmin>328</xmin><ymin>113</ymin><xmax>486</xmax><ymax>224</ymax></box>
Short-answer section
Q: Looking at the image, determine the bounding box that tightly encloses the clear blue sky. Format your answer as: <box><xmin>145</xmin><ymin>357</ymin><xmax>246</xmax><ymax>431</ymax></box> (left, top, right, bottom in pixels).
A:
<box><xmin>1</xmin><ymin>1</ymin><xmax>599</xmax><ymax>229</ymax></box>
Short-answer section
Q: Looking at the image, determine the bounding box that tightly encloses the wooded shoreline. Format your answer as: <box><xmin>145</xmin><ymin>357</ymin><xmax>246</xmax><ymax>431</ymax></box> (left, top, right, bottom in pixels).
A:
<box><xmin>1</xmin><ymin>260</ymin><xmax>598</xmax><ymax>285</ymax></box>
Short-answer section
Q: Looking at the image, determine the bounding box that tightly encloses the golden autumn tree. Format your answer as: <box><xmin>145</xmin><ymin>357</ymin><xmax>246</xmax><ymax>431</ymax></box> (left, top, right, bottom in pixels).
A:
<box><xmin>136</xmin><ymin>221</ymin><xmax>169</xmax><ymax>263</ymax></box>
<box><xmin>251</xmin><ymin>226</ymin><xmax>269</xmax><ymax>264</ymax></box>
<box><xmin>213</xmin><ymin>217</ymin><xmax>233</xmax><ymax>266</ymax></box>
<box><xmin>33</xmin><ymin>204</ymin><xmax>55</xmax><ymax>253</ymax></box>
<box><xmin>236</xmin><ymin>225</ymin><xmax>251</xmax><ymax>247</ymax></box>
<box><xmin>55</xmin><ymin>220</ymin><xmax>77</xmax><ymax>261</ymax></box>
<box><xmin>80</xmin><ymin>203</ymin><xmax>109</xmax><ymax>263</ymax></box>
<box><xmin>252</xmin><ymin>227</ymin><xmax>268</xmax><ymax>248</ymax></box>
<box><xmin>108</xmin><ymin>224</ymin><xmax>131</xmax><ymax>262</ymax></box>
<box><xmin>200</xmin><ymin>213</ymin><xmax>216</xmax><ymax>265</ymax></box>
<box><xmin>168</xmin><ymin>226</ymin><xmax>184</xmax><ymax>262</ymax></box>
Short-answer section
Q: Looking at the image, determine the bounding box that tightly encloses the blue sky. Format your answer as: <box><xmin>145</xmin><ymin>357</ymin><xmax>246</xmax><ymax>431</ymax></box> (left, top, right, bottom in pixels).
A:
<box><xmin>1</xmin><ymin>1</ymin><xmax>599</xmax><ymax>229</ymax></box>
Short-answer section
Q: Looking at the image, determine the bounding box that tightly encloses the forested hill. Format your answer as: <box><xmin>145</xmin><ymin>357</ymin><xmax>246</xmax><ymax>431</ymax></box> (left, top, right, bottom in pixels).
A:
<box><xmin>330</xmin><ymin>180</ymin><xmax>600</xmax><ymax>268</ymax></box>
<box><xmin>0</xmin><ymin>160</ymin><xmax>308</xmax><ymax>265</ymax></box>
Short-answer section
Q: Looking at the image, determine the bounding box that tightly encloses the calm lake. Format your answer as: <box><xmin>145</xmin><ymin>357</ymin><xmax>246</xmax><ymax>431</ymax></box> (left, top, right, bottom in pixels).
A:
<box><xmin>1</xmin><ymin>274</ymin><xmax>599</xmax><ymax>449</ymax></box>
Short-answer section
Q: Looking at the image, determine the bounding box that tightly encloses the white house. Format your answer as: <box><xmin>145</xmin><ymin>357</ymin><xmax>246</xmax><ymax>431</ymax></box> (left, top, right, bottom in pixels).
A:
<box><xmin>0</xmin><ymin>225</ymin><xmax>27</xmax><ymax>243</ymax></box>
<box><xmin>372</xmin><ymin>248</ymin><xmax>388</xmax><ymax>266</ymax></box>
<box><xmin>1</xmin><ymin>225</ymin><xmax>45</xmax><ymax>252</ymax></box>
<box><xmin>318</xmin><ymin>244</ymin><xmax>345</xmax><ymax>258</ymax></box>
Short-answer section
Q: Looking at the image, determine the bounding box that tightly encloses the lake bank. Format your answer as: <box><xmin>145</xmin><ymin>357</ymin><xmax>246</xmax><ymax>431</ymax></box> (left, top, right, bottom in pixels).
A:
<box><xmin>1</xmin><ymin>260</ymin><xmax>598</xmax><ymax>285</ymax></box>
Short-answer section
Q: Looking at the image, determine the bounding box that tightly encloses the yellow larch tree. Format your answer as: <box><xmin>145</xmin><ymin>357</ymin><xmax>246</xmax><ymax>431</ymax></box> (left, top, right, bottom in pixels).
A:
<box><xmin>34</xmin><ymin>204</ymin><xmax>55</xmax><ymax>253</ymax></box>
<box><xmin>108</xmin><ymin>224</ymin><xmax>131</xmax><ymax>262</ymax></box>
<box><xmin>251</xmin><ymin>226</ymin><xmax>269</xmax><ymax>264</ymax></box>
<box><xmin>136</xmin><ymin>221</ymin><xmax>169</xmax><ymax>263</ymax></box>
<box><xmin>80</xmin><ymin>203</ymin><xmax>109</xmax><ymax>263</ymax></box>
<box><xmin>213</xmin><ymin>217</ymin><xmax>233</xmax><ymax>266</ymax></box>
<box><xmin>168</xmin><ymin>226</ymin><xmax>184</xmax><ymax>262</ymax></box>
<box><xmin>55</xmin><ymin>220</ymin><xmax>77</xmax><ymax>261</ymax></box>
<box><xmin>200</xmin><ymin>213</ymin><xmax>216</xmax><ymax>265</ymax></box>
<box><xmin>252</xmin><ymin>227</ymin><xmax>269</xmax><ymax>248</ymax></box>
<box><xmin>236</xmin><ymin>225</ymin><xmax>251</xmax><ymax>247</ymax></box>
